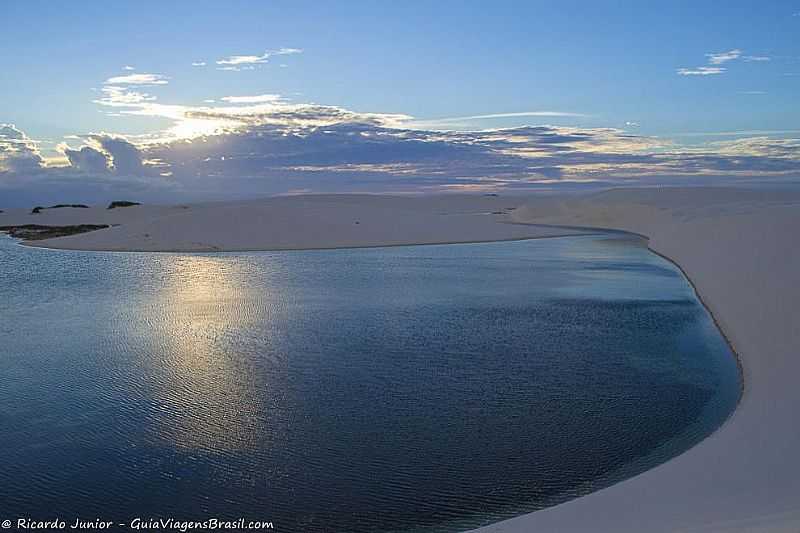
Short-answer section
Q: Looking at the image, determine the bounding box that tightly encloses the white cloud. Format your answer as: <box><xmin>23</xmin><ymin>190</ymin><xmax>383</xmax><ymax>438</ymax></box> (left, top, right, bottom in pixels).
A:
<box><xmin>678</xmin><ymin>48</ymin><xmax>766</xmax><ymax>77</ymax></box>
<box><xmin>123</xmin><ymin>65</ymin><xmax>135</xmax><ymax>71</ymax></box>
<box><xmin>97</xmin><ymin>86</ymin><xmax>157</xmax><ymax>106</ymax></box>
<box><xmin>706</xmin><ymin>49</ymin><xmax>742</xmax><ymax>64</ymax></box>
<box><xmin>215</xmin><ymin>47</ymin><xmax>302</xmax><ymax>69</ymax></box>
<box><xmin>0</xmin><ymin>123</ymin><xmax>44</xmax><ymax>173</ymax></box>
<box><xmin>191</xmin><ymin>61</ymin><xmax>206</xmax><ymax>67</ymax></box>
<box><xmin>220</xmin><ymin>94</ymin><xmax>284</xmax><ymax>104</ymax></box>
<box><xmin>429</xmin><ymin>111</ymin><xmax>588</xmax><ymax>122</ymax></box>
<box><xmin>217</xmin><ymin>54</ymin><xmax>269</xmax><ymax>66</ymax></box>
<box><xmin>105</xmin><ymin>73</ymin><xmax>169</xmax><ymax>85</ymax></box>
<box><xmin>677</xmin><ymin>66</ymin><xmax>726</xmax><ymax>76</ymax></box>
<box><xmin>217</xmin><ymin>65</ymin><xmax>255</xmax><ymax>72</ymax></box>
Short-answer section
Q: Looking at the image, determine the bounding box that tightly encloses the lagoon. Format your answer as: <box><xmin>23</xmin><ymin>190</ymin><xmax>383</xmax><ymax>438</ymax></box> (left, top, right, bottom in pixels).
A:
<box><xmin>0</xmin><ymin>234</ymin><xmax>739</xmax><ymax>532</ymax></box>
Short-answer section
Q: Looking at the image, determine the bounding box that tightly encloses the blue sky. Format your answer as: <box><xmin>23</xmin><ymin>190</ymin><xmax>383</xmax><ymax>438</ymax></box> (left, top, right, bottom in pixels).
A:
<box><xmin>1</xmin><ymin>1</ymin><xmax>799</xmax><ymax>204</ymax></box>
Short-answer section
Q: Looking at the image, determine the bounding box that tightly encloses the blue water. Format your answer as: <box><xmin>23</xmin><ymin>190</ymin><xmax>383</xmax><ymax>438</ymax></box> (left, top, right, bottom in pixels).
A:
<box><xmin>0</xmin><ymin>234</ymin><xmax>740</xmax><ymax>532</ymax></box>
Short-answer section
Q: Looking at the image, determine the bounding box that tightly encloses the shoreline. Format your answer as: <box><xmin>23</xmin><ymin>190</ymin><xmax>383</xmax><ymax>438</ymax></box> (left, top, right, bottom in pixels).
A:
<box><xmin>15</xmin><ymin>231</ymin><xmax>594</xmax><ymax>254</ymax></box>
<box><xmin>644</xmin><ymin>245</ymin><xmax>746</xmax><ymax>402</ymax></box>
<box><xmin>472</xmin><ymin>188</ymin><xmax>800</xmax><ymax>532</ymax></box>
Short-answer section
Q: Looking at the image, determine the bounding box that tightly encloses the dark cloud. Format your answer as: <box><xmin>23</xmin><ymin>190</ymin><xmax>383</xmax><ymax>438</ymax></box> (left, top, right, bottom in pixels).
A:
<box><xmin>89</xmin><ymin>135</ymin><xmax>144</xmax><ymax>175</ymax></box>
<box><xmin>2</xmin><ymin>116</ymin><xmax>799</xmax><ymax>207</ymax></box>
<box><xmin>63</xmin><ymin>145</ymin><xmax>110</xmax><ymax>174</ymax></box>
<box><xmin>145</xmin><ymin>122</ymin><xmax>800</xmax><ymax>185</ymax></box>
<box><xmin>60</xmin><ymin>135</ymin><xmax>144</xmax><ymax>176</ymax></box>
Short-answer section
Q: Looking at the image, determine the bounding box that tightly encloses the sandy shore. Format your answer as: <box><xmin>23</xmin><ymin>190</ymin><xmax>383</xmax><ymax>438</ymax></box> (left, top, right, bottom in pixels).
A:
<box><xmin>2</xmin><ymin>188</ymin><xmax>799</xmax><ymax>532</ymax></box>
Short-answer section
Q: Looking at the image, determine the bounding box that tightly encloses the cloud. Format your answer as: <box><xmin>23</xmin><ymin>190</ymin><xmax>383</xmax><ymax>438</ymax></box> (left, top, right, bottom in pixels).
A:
<box><xmin>0</xmin><ymin>124</ymin><xmax>44</xmax><ymax>173</ymax></box>
<box><xmin>113</xmin><ymin>119</ymin><xmax>796</xmax><ymax>200</ymax></box>
<box><xmin>0</xmin><ymin>124</ymin><xmax>27</xmax><ymax>141</ymax></box>
<box><xmin>94</xmin><ymin>71</ymin><xmax>172</xmax><ymax>121</ymax></box>
<box><xmin>91</xmin><ymin>135</ymin><xmax>144</xmax><ymax>175</ymax></box>
<box><xmin>706</xmin><ymin>49</ymin><xmax>742</xmax><ymax>64</ymax></box>
<box><xmin>669</xmin><ymin>129</ymin><xmax>800</xmax><ymax>138</ymax></box>
<box><xmin>191</xmin><ymin>61</ymin><xmax>206</xmax><ymax>67</ymax></box>
<box><xmin>123</xmin><ymin>65</ymin><xmax>135</xmax><ymax>71</ymax></box>
<box><xmin>216</xmin><ymin>54</ymin><xmax>267</xmax><ymax>66</ymax></box>
<box><xmin>184</xmin><ymin>103</ymin><xmax>412</xmax><ymax>130</ymax></box>
<box><xmin>220</xmin><ymin>94</ymin><xmax>284</xmax><ymax>104</ymax></box>
<box><xmin>215</xmin><ymin>47</ymin><xmax>302</xmax><ymax>70</ymax></box>
<box><xmin>92</xmin><ymin>86</ymin><xmax>413</xmax><ymax>136</ymax></box>
<box><xmin>60</xmin><ymin>135</ymin><xmax>143</xmax><ymax>176</ymax></box>
<box><xmin>105</xmin><ymin>73</ymin><xmax>168</xmax><ymax>85</ymax></box>
<box><xmin>275</xmin><ymin>47</ymin><xmax>302</xmax><ymax>55</ymax></box>
<box><xmin>709</xmin><ymin>136</ymin><xmax>800</xmax><ymax>158</ymax></box>
<box><xmin>4</xmin><ymin>95</ymin><xmax>800</xmax><ymax>206</ymax></box>
<box><xmin>678</xmin><ymin>49</ymin><xmax>770</xmax><ymax>77</ymax></box>
<box><xmin>677</xmin><ymin>67</ymin><xmax>726</xmax><ymax>76</ymax></box>
<box><xmin>62</xmin><ymin>145</ymin><xmax>110</xmax><ymax>174</ymax></box>
<box><xmin>417</xmin><ymin>111</ymin><xmax>589</xmax><ymax>126</ymax></box>
<box><xmin>96</xmin><ymin>85</ymin><xmax>157</xmax><ymax>106</ymax></box>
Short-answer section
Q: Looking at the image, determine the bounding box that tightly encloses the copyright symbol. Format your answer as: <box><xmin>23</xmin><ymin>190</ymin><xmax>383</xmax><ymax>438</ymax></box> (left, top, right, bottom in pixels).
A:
<box><xmin>2</xmin><ymin>519</ymin><xmax>11</xmax><ymax>529</ymax></box>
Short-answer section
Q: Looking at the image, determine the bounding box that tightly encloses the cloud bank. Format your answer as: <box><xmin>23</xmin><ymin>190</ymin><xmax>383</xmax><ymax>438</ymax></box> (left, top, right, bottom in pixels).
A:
<box><xmin>2</xmin><ymin>96</ymin><xmax>799</xmax><ymax>207</ymax></box>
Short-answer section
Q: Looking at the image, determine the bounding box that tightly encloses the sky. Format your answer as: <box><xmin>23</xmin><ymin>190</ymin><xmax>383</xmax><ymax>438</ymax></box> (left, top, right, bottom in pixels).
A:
<box><xmin>1</xmin><ymin>0</ymin><xmax>799</xmax><ymax>206</ymax></box>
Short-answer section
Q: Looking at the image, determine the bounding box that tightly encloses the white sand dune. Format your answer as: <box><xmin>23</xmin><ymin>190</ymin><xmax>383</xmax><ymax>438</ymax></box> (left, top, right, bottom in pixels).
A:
<box><xmin>2</xmin><ymin>187</ymin><xmax>799</xmax><ymax>532</ymax></box>
<box><xmin>0</xmin><ymin>195</ymin><xmax>576</xmax><ymax>251</ymax></box>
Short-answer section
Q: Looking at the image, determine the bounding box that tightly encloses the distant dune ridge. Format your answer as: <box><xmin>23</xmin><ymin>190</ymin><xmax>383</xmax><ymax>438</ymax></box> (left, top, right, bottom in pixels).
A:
<box><xmin>2</xmin><ymin>187</ymin><xmax>800</xmax><ymax>532</ymax></box>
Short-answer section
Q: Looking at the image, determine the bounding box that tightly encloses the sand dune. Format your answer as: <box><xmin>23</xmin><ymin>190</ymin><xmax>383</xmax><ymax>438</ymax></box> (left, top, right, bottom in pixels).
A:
<box><xmin>3</xmin><ymin>188</ymin><xmax>800</xmax><ymax>532</ymax></box>
<box><xmin>0</xmin><ymin>194</ymin><xmax>575</xmax><ymax>251</ymax></box>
